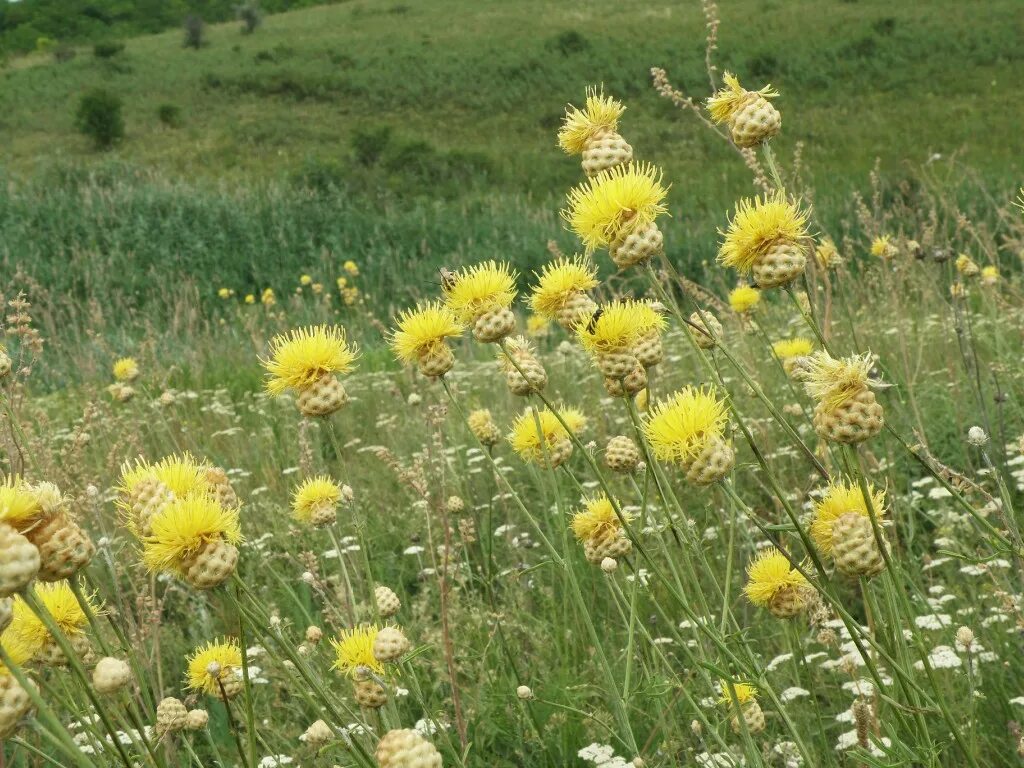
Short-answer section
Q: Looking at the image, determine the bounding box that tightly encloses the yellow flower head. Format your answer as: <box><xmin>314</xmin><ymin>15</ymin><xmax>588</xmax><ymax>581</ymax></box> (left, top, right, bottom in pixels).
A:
<box><xmin>142</xmin><ymin>495</ymin><xmax>242</xmax><ymax>574</ymax></box>
<box><xmin>870</xmin><ymin>236</ymin><xmax>895</xmax><ymax>259</ymax></box>
<box><xmin>562</xmin><ymin>163</ymin><xmax>669</xmax><ymax>253</ymax></box>
<box><xmin>526</xmin><ymin>314</ymin><xmax>551</xmax><ymax>336</ymax></box>
<box><xmin>6</xmin><ymin>582</ymin><xmax>99</xmax><ymax>657</ymax></box>
<box><xmin>508</xmin><ymin>407</ymin><xmax>585</xmax><ymax>463</ymax></box>
<box><xmin>528</xmin><ymin>256</ymin><xmax>599</xmax><ymax>319</ymax></box>
<box><xmin>441</xmin><ymin>261</ymin><xmax>518</xmax><ymax>323</ymax></box>
<box><xmin>570</xmin><ymin>495</ymin><xmax>631</xmax><ymax>544</ymax></box>
<box><xmin>803</xmin><ymin>352</ymin><xmax>876</xmax><ymax>412</ymax></box>
<box><xmin>955</xmin><ymin>254</ymin><xmax>979</xmax><ymax>276</ymax></box>
<box><xmin>300</xmin><ymin>274</ymin><xmax>312</xmax><ymax>286</ymax></box>
<box><xmin>261</xmin><ymin>288</ymin><xmax>276</xmax><ymax>306</ymax></box>
<box><xmin>772</xmin><ymin>338</ymin><xmax>814</xmax><ymax>360</ymax></box>
<box><xmin>815</xmin><ymin>238</ymin><xmax>842</xmax><ymax>269</ymax></box>
<box><xmin>186</xmin><ymin>639</ymin><xmax>242</xmax><ymax>696</ymax></box>
<box><xmin>743</xmin><ymin>548</ymin><xmax>808</xmax><ymax>607</ymax></box>
<box><xmin>811</xmin><ymin>480</ymin><xmax>886</xmax><ymax>555</ymax></box>
<box><xmin>331</xmin><ymin>625</ymin><xmax>383</xmax><ymax>677</ymax></box>
<box><xmin>0</xmin><ymin>633</ymin><xmax>34</xmax><ymax>676</ymax></box>
<box><xmin>718</xmin><ymin>191</ymin><xmax>809</xmax><ymax>273</ymax></box>
<box><xmin>467</xmin><ymin>409</ymin><xmax>499</xmax><ymax>444</ymax></box>
<box><xmin>576</xmin><ymin>300</ymin><xmax>665</xmax><ymax>355</ymax></box>
<box><xmin>117</xmin><ymin>452</ymin><xmax>211</xmax><ymax>513</ymax></box>
<box><xmin>112</xmin><ymin>357</ymin><xmax>139</xmax><ymax>382</ymax></box>
<box><xmin>0</xmin><ymin>476</ymin><xmax>43</xmax><ymax>527</ymax></box>
<box><xmin>729</xmin><ymin>285</ymin><xmax>761</xmax><ymax>313</ymax></box>
<box><xmin>261</xmin><ymin>325</ymin><xmax>359</xmax><ymax>395</ymax></box>
<box><xmin>706</xmin><ymin>72</ymin><xmax>778</xmax><ymax>124</ymax></box>
<box><xmin>718</xmin><ymin>680</ymin><xmax>758</xmax><ymax>706</ymax></box>
<box><xmin>218</xmin><ymin>287</ymin><xmax>233</xmax><ymax>299</ymax></box>
<box><xmin>558</xmin><ymin>86</ymin><xmax>626</xmax><ymax>154</ymax></box>
<box><xmin>495</xmin><ymin>336</ymin><xmax>537</xmax><ymax>373</ymax></box>
<box><xmin>981</xmin><ymin>265</ymin><xmax>1000</xmax><ymax>284</ymax></box>
<box><xmin>642</xmin><ymin>386</ymin><xmax>729</xmax><ymax>463</ymax></box>
<box><xmin>291</xmin><ymin>475</ymin><xmax>343</xmax><ymax>523</ymax></box>
<box><xmin>344</xmin><ymin>260</ymin><xmax>359</xmax><ymax>276</ymax></box>
<box><xmin>390</xmin><ymin>302</ymin><xmax>464</xmax><ymax>364</ymax></box>
<box><xmin>244</xmin><ymin>294</ymin><xmax>255</xmax><ymax>304</ymax></box>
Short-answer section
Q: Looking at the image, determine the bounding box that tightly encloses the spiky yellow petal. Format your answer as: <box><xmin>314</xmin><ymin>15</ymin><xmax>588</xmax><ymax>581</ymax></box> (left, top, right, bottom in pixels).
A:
<box><xmin>508</xmin><ymin>407</ymin><xmax>586</xmax><ymax>463</ymax></box>
<box><xmin>811</xmin><ymin>480</ymin><xmax>886</xmax><ymax>556</ymax></box>
<box><xmin>706</xmin><ymin>72</ymin><xmax>778</xmax><ymax>124</ymax></box>
<box><xmin>0</xmin><ymin>477</ymin><xmax>42</xmax><ymax>527</ymax></box>
<box><xmin>576</xmin><ymin>300</ymin><xmax>666</xmax><ymax>355</ymax></box>
<box><xmin>718</xmin><ymin>680</ymin><xmax>758</xmax><ymax>705</ymax></box>
<box><xmin>558</xmin><ymin>86</ymin><xmax>626</xmax><ymax>154</ymax></box>
<box><xmin>528</xmin><ymin>256</ymin><xmax>599</xmax><ymax>319</ymax></box>
<box><xmin>570</xmin><ymin>495</ymin><xmax>631</xmax><ymax>543</ymax></box>
<box><xmin>331</xmin><ymin>625</ymin><xmax>383</xmax><ymax>677</ymax></box>
<box><xmin>803</xmin><ymin>352</ymin><xmax>877</xmax><ymax>412</ymax></box>
<box><xmin>142</xmin><ymin>495</ymin><xmax>242</xmax><ymax>574</ymax></box>
<box><xmin>261</xmin><ymin>325</ymin><xmax>358</xmax><ymax>395</ymax></box>
<box><xmin>718</xmin><ymin>191</ymin><xmax>810</xmax><ymax>273</ymax></box>
<box><xmin>562</xmin><ymin>163</ymin><xmax>669</xmax><ymax>253</ymax></box>
<box><xmin>390</xmin><ymin>302</ymin><xmax>464</xmax><ymax>364</ymax></box>
<box><xmin>5</xmin><ymin>582</ymin><xmax>99</xmax><ymax>658</ymax></box>
<box><xmin>441</xmin><ymin>261</ymin><xmax>518</xmax><ymax>323</ymax></box>
<box><xmin>743</xmin><ymin>548</ymin><xmax>808</xmax><ymax>607</ymax></box>
<box><xmin>642</xmin><ymin>386</ymin><xmax>729</xmax><ymax>463</ymax></box>
<box><xmin>185</xmin><ymin>639</ymin><xmax>243</xmax><ymax>696</ymax></box>
<box><xmin>118</xmin><ymin>453</ymin><xmax>211</xmax><ymax>501</ymax></box>
<box><xmin>291</xmin><ymin>476</ymin><xmax>343</xmax><ymax>523</ymax></box>
<box><xmin>728</xmin><ymin>285</ymin><xmax>761</xmax><ymax>313</ymax></box>
<box><xmin>772</xmin><ymin>338</ymin><xmax>814</xmax><ymax>360</ymax></box>
<box><xmin>112</xmin><ymin>357</ymin><xmax>139</xmax><ymax>382</ymax></box>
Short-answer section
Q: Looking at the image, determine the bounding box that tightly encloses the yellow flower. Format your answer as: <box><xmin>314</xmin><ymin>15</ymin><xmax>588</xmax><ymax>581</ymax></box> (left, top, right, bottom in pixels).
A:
<box><xmin>0</xmin><ymin>477</ymin><xmax>43</xmax><ymax>527</ymax></box>
<box><xmin>217</xmin><ymin>288</ymin><xmax>234</xmax><ymax>299</ymax></box>
<box><xmin>300</xmin><ymin>274</ymin><xmax>313</xmax><ymax>286</ymax></box>
<box><xmin>441</xmin><ymin>261</ymin><xmax>518</xmax><ymax>323</ymax></box>
<box><xmin>557</xmin><ymin>86</ymin><xmax>626</xmax><ymax>154</ymax></box>
<box><xmin>870</xmin><ymin>236</ymin><xmax>896</xmax><ymax>259</ymax></box>
<box><xmin>142</xmin><ymin>495</ymin><xmax>242</xmax><ymax>575</ymax></box>
<box><xmin>261</xmin><ymin>325</ymin><xmax>359</xmax><ymax>395</ymax></box>
<box><xmin>6</xmin><ymin>582</ymin><xmax>99</xmax><ymax>658</ymax></box>
<box><xmin>772</xmin><ymin>338</ymin><xmax>813</xmax><ymax>360</ymax></box>
<box><xmin>955</xmin><ymin>254</ymin><xmax>979</xmax><ymax>277</ymax></box>
<box><xmin>981</xmin><ymin>265</ymin><xmax>1000</xmax><ymax>285</ymax></box>
<box><xmin>390</xmin><ymin>302</ymin><xmax>464</xmax><ymax>365</ymax></box>
<box><xmin>0</xmin><ymin>633</ymin><xmax>34</xmax><ymax>676</ymax></box>
<box><xmin>811</xmin><ymin>480</ymin><xmax>886</xmax><ymax>555</ymax></box>
<box><xmin>570</xmin><ymin>495</ymin><xmax>631</xmax><ymax>544</ymax></box>
<box><xmin>576</xmin><ymin>300</ymin><xmax>665</xmax><ymax>355</ymax></box>
<box><xmin>342</xmin><ymin>287</ymin><xmax>360</xmax><ymax>306</ymax></box>
<box><xmin>803</xmin><ymin>352</ymin><xmax>876</xmax><ymax>412</ymax></box>
<box><xmin>312</xmin><ymin>283</ymin><xmax>324</xmax><ymax>295</ymax></box>
<box><xmin>706</xmin><ymin>72</ymin><xmax>778</xmax><ymax>124</ymax></box>
<box><xmin>718</xmin><ymin>191</ymin><xmax>809</xmax><ymax>273</ymax></box>
<box><xmin>642</xmin><ymin>386</ymin><xmax>729</xmax><ymax>463</ymax></box>
<box><xmin>526</xmin><ymin>314</ymin><xmax>551</xmax><ymax>336</ymax></box>
<box><xmin>291</xmin><ymin>475</ymin><xmax>343</xmax><ymax>523</ymax></box>
<box><xmin>728</xmin><ymin>285</ymin><xmax>761</xmax><ymax>313</ymax></box>
<box><xmin>343</xmin><ymin>260</ymin><xmax>359</xmax><ymax>276</ymax></box>
<box><xmin>336</xmin><ymin>276</ymin><xmax>348</xmax><ymax>290</ymax></box>
<box><xmin>244</xmin><ymin>294</ymin><xmax>255</xmax><ymax>305</ymax></box>
<box><xmin>331</xmin><ymin>625</ymin><xmax>383</xmax><ymax>677</ymax></box>
<box><xmin>528</xmin><ymin>256</ymin><xmax>599</xmax><ymax>319</ymax></box>
<box><xmin>112</xmin><ymin>357</ymin><xmax>139</xmax><ymax>382</ymax></box>
<box><xmin>186</xmin><ymin>639</ymin><xmax>242</xmax><ymax>696</ymax></box>
<box><xmin>718</xmin><ymin>680</ymin><xmax>758</xmax><ymax>706</ymax></box>
<box><xmin>508</xmin><ymin>407</ymin><xmax>585</xmax><ymax>463</ymax></box>
<box><xmin>261</xmin><ymin>288</ymin><xmax>276</xmax><ymax>307</ymax></box>
<box><xmin>815</xmin><ymin>238</ymin><xmax>842</xmax><ymax>269</ymax></box>
<box><xmin>562</xmin><ymin>163</ymin><xmax>669</xmax><ymax>252</ymax></box>
<box><xmin>743</xmin><ymin>548</ymin><xmax>808</xmax><ymax>607</ymax></box>
<box><xmin>117</xmin><ymin>452</ymin><xmax>210</xmax><ymax>508</ymax></box>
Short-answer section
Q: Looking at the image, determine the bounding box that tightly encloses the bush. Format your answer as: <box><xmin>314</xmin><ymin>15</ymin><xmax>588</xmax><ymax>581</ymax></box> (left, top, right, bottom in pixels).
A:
<box><xmin>52</xmin><ymin>44</ymin><xmax>76</xmax><ymax>63</ymax></box>
<box><xmin>157</xmin><ymin>104</ymin><xmax>182</xmax><ymax>128</ymax></box>
<box><xmin>548</xmin><ymin>30</ymin><xmax>589</xmax><ymax>56</ymax></box>
<box><xmin>235</xmin><ymin>2</ymin><xmax>262</xmax><ymax>34</ymax></box>
<box><xmin>75</xmin><ymin>89</ymin><xmax>124</xmax><ymax>149</ymax></box>
<box><xmin>351</xmin><ymin>125</ymin><xmax>392</xmax><ymax>166</ymax></box>
<box><xmin>93</xmin><ymin>41</ymin><xmax>125</xmax><ymax>59</ymax></box>
<box><xmin>183</xmin><ymin>15</ymin><xmax>204</xmax><ymax>49</ymax></box>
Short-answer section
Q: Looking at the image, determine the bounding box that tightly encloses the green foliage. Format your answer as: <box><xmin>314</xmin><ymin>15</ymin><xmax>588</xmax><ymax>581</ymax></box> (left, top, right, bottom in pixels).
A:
<box><xmin>73</xmin><ymin>89</ymin><xmax>124</xmax><ymax>149</ymax></box>
<box><xmin>157</xmin><ymin>103</ymin><xmax>182</xmax><ymax>127</ymax></box>
<box><xmin>350</xmin><ymin>124</ymin><xmax>392</xmax><ymax>166</ymax></box>
<box><xmin>93</xmin><ymin>40</ymin><xmax>126</xmax><ymax>59</ymax></box>
<box><xmin>182</xmin><ymin>14</ymin><xmax>204</xmax><ymax>49</ymax></box>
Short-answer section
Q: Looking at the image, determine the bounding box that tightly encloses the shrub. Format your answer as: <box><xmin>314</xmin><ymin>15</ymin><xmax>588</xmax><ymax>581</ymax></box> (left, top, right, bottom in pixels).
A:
<box><xmin>93</xmin><ymin>41</ymin><xmax>125</xmax><ymax>59</ymax></box>
<box><xmin>351</xmin><ymin>125</ymin><xmax>392</xmax><ymax>166</ymax></box>
<box><xmin>183</xmin><ymin>15</ymin><xmax>205</xmax><ymax>49</ymax></box>
<box><xmin>53</xmin><ymin>44</ymin><xmax>77</xmax><ymax>63</ymax></box>
<box><xmin>75</xmin><ymin>89</ymin><xmax>124</xmax><ymax>149</ymax></box>
<box><xmin>235</xmin><ymin>2</ymin><xmax>262</xmax><ymax>34</ymax></box>
<box><xmin>548</xmin><ymin>30</ymin><xmax>589</xmax><ymax>56</ymax></box>
<box><xmin>157</xmin><ymin>104</ymin><xmax>182</xmax><ymax>128</ymax></box>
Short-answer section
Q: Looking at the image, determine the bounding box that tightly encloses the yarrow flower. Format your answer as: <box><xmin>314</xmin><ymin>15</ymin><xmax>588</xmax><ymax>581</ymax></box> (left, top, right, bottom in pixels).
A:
<box><xmin>261</xmin><ymin>325</ymin><xmax>358</xmax><ymax>396</ymax></box>
<box><xmin>811</xmin><ymin>480</ymin><xmax>886</xmax><ymax>556</ymax></box>
<box><xmin>718</xmin><ymin>191</ymin><xmax>810</xmax><ymax>287</ymax></box>
<box><xmin>744</xmin><ymin>548</ymin><xmax>809</xmax><ymax>616</ymax></box>
<box><xmin>331</xmin><ymin>625</ymin><xmax>383</xmax><ymax>678</ymax></box>
<box><xmin>508</xmin><ymin>406</ymin><xmax>585</xmax><ymax>467</ymax></box>
<box><xmin>528</xmin><ymin>256</ymin><xmax>599</xmax><ymax>324</ymax></box>
<box><xmin>186</xmin><ymin>639</ymin><xmax>243</xmax><ymax>697</ymax></box>
<box><xmin>389</xmin><ymin>302</ymin><xmax>463</xmax><ymax>377</ymax></box>
<box><xmin>728</xmin><ymin>285</ymin><xmax>761</xmax><ymax>313</ymax></box>
<box><xmin>112</xmin><ymin>357</ymin><xmax>139</xmax><ymax>382</ymax></box>
<box><xmin>291</xmin><ymin>475</ymin><xmax>343</xmax><ymax>526</ymax></box>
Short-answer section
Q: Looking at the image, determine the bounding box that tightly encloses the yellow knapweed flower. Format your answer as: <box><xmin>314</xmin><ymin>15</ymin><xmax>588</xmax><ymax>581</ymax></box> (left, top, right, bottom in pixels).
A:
<box><xmin>291</xmin><ymin>475</ymin><xmax>343</xmax><ymax>523</ymax></box>
<box><xmin>390</xmin><ymin>303</ymin><xmax>464</xmax><ymax>365</ymax></box>
<box><xmin>331</xmin><ymin>625</ymin><xmax>383</xmax><ymax>677</ymax></box>
<box><xmin>706</xmin><ymin>72</ymin><xmax>778</xmax><ymax>124</ymax></box>
<box><xmin>576</xmin><ymin>300</ymin><xmax>664</xmax><ymax>355</ymax></box>
<box><xmin>261</xmin><ymin>288</ymin><xmax>276</xmax><ymax>307</ymax></box>
<box><xmin>870</xmin><ymin>236</ymin><xmax>896</xmax><ymax>259</ymax></box>
<box><xmin>815</xmin><ymin>238</ymin><xmax>842</xmax><ymax>269</ymax></box>
<box><xmin>261</xmin><ymin>325</ymin><xmax>358</xmax><ymax>395</ymax></box>
<box><xmin>441</xmin><ymin>261</ymin><xmax>518</xmax><ymax>324</ymax></box>
<box><xmin>244</xmin><ymin>294</ymin><xmax>255</xmax><ymax>304</ymax></box>
<box><xmin>142</xmin><ymin>495</ymin><xmax>242</xmax><ymax>574</ymax></box>
<box><xmin>112</xmin><ymin>357</ymin><xmax>139</xmax><ymax>383</ymax></box>
<box><xmin>772</xmin><ymin>338</ymin><xmax>814</xmax><ymax>360</ymax></box>
<box><xmin>955</xmin><ymin>254</ymin><xmax>979</xmax><ymax>277</ymax></box>
<box><xmin>0</xmin><ymin>633</ymin><xmax>34</xmax><ymax>675</ymax></box>
<box><xmin>558</xmin><ymin>87</ymin><xmax>626</xmax><ymax>154</ymax></box>
<box><xmin>718</xmin><ymin>680</ymin><xmax>758</xmax><ymax>706</ymax></box>
<box><xmin>0</xmin><ymin>477</ymin><xmax>42</xmax><ymax>527</ymax></box>
<box><xmin>117</xmin><ymin>452</ymin><xmax>210</xmax><ymax>506</ymax></box>
<box><xmin>562</xmin><ymin>163</ymin><xmax>669</xmax><ymax>253</ymax></box>
<box><xmin>811</xmin><ymin>480</ymin><xmax>886</xmax><ymax>556</ymax></box>
<box><xmin>217</xmin><ymin>287</ymin><xmax>234</xmax><ymax>299</ymax></box>
<box><xmin>642</xmin><ymin>387</ymin><xmax>729</xmax><ymax>463</ymax></box>
<box><xmin>343</xmin><ymin>260</ymin><xmax>359</xmax><ymax>276</ymax></box>
<box><xmin>743</xmin><ymin>548</ymin><xmax>808</xmax><ymax>607</ymax></box>
<box><xmin>526</xmin><ymin>314</ymin><xmax>551</xmax><ymax>336</ymax></box>
<box><xmin>803</xmin><ymin>352</ymin><xmax>876</xmax><ymax>412</ymax></box>
<box><xmin>300</xmin><ymin>274</ymin><xmax>312</xmax><ymax>286</ymax></box>
<box><xmin>528</xmin><ymin>256</ymin><xmax>599</xmax><ymax>319</ymax></box>
<box><xmin>186</xmin><ymin>639</ymin><xmax>242</xmax><ymax>696</ymax></box>
<box><xmin>981</xmin><ymin>265</ymin><xmax>1000</xmax><ymax>285</ymax></box>
<box><xmin>570</xmin><ymin>495</ymin><xmax>631</xmax><ymax>543</ymax></box>
<box><xmin>508</xmin><ymin>407</ymin><xmax>585</xmax><ymax>463</ymax></box>
<box><xmin>728</xmin><ymin>285</ymin><xmax>761</xmax><ymax>313</ymax></box>
<box><xmin>718</xmin><ymin>191</ymin><xmax>809</xmax><ymax>273</ymax></box>
<box><xmin>6</xmin><ymin>582</ymin><xmax>98</xmax><ymax>657</ymax></box>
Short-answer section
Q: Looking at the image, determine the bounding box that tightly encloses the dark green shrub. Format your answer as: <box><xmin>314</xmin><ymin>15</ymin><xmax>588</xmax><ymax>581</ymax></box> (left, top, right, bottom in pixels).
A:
<box><xmin>93</xmin><ymin>41</ymin><xmax>125</xmax><ymax>59</ymax></box>
<box><xmin>235</xmin><ymin>2</ymin><xmax>262</xmax><ymax>34</ymax></box>
<box><xmin>183</xmin><ymin>15</ymin><xmax>204</xmax><ymax>49</ymax></box>
<box><xmin>548</xmin><ymin>30</ymin><xmax>588</xmax><ymax>56</ymax></box>
<box><xmin>157</xmin><ymin>104</ymin><xmax>182</xmax><ymax>128</ymax></box>
<box><xmin>74</xmin><ymin>89</ymin><xmax>124</xmax><ymax>150</ymax></box>
<box><xmin>351</xmin><ymin>125</ymin><xmax>392</xmax><ymax>166</ymax></box>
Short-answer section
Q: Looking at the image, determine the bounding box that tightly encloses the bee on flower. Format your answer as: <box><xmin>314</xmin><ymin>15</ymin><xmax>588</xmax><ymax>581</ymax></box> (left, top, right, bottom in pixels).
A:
<box><xmin>744</xmin><ymin>547</ymin><xmax>810</xmax><ymax>618</ymax></box>
<box><xmin>804</xmin><ymin>352</ymin><xmax>884</xmax><ymax>444</ymax></box>
<box><xmin>441</xmin><ymin>261</ymin><xmax>518</xmax><ymax>343</ymax></box>
<box><xmin>563</xmin><ymin>163</ymin><xmax>669</xmax><ymax>269</ymax></box>
<box><xmin>719</xmin><ymin>191</ymin><xmax>810</xmax><ymax>288</ymax></box>
<box><xmin>261</xmin><ymin>325</ymin><xmax>359</xmax><ymax>417</ymax></box>
<box><xmin>570</xmin><ymin>495</ymin><xmax>633</xmax><ymax>564</ymax></box>
<box><xmin>707</xmin><ymin>72</ymin><xmax>780</xmax><ymax>147</ymax></box>
<box><xmin>186</xmin><ymin>639</ymin><xmax>243</xmax><ymax>700</ymax></box>
<box><xmin>576</xmin><ymin>301</ymin><xmax>662</xmax><ymax>395</ymax></box>
<box><xmin>771</xmin><ymin>338</ymin><xmax>814</xmax><ymax>379</ymax></box>
<box><xmin>112</xmin><ymin>357</ymin><xmax>139</xmax><ymax>383</ymax></box>
<box><xmin>508</xmin><ymin>406</ymin><xmax>585</xmax><ymax>469</ymax></box>
<box><xmin>528</xmin><ymin>255</ymin><xmax>600</xmax><ymax>331</ymax></box>
<box><xmin>719</xmin><ymin>680</ymin><xmax>765</xmax><ymax>733</ymax></box>
<box><xmin>389</xmin><ymin>302</ymin><xmax>464</xmax><ymax>378</ymax></box>
<box><xmin>728</xmin><ymin>285</ymin><xmax>761</xmax><ymax>314</ymax></box>
<box><xmin>642</xmin><ymin>386</ymin><xmax>734</xmax><ymax>486</ymax></box>
<box><xmin>558</xmin><ymin>86</ymin><xmax>632</xmax><ymax>177</ymax></box>
<box><xmin>811</xmin><ymin>480</ymin><xmax>888</xmax><ymax>577</ymax></box>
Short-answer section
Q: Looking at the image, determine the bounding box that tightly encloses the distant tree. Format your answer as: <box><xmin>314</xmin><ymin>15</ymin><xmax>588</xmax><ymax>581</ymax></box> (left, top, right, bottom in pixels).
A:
<box><xmin>235</xmin><ymin>2</ymin><xmax>263</xmax><ymax>34</ymax></box>
<box><xmin>183</xmin><ymin>15</ymin><xmax>205</xmax><ymax>50</ymax></box>
<box><xmin>75</xmin><ymin>89</ymin><xmax>124</xmax><ymax>150</ymax></box>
